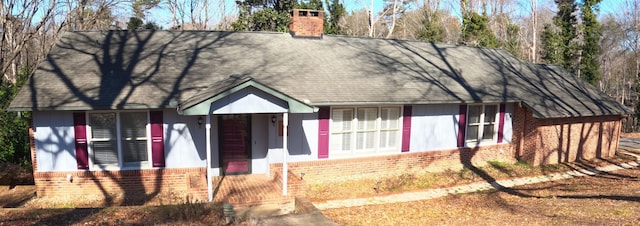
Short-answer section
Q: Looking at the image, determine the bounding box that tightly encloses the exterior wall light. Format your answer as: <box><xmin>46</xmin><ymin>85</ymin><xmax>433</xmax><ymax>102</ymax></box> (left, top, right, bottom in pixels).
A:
<box><xmin>197</xmin><ymin>116</ymin><xmax>204</xmax><ymax>128</ymax></box>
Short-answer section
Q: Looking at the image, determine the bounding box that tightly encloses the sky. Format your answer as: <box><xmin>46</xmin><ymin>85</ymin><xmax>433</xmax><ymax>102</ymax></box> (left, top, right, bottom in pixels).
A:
<box><xmin>146</xmin><ymin>0</ymin><xmax>622</xmax><ymax>29</ymax></box>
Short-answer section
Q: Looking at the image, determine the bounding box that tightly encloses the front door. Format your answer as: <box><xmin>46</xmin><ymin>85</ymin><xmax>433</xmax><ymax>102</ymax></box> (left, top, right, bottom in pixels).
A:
<box><xmin>219</xmin><ymin>114</ymin><xmax>251</xmax><ymax>174</ymax></box>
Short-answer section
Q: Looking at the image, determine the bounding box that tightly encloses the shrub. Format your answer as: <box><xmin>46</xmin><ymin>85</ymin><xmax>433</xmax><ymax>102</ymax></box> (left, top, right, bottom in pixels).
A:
<box><xmin>383</xmin><ymin>173</ymin><xmax>416</xmax><ymax>192</ymax></box>
<box><xmin>154</xmin><ymin>196</ymin><xmax>212</xmax><ymax>222</ymax></box>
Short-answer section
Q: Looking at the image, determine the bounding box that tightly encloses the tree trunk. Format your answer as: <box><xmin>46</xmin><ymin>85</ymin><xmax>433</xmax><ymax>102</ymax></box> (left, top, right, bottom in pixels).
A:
<box><xmin>386</xmin><ymin>0</ymin><xmax>398</xmax><ymax>39</ymax></box>
<box><xmin>531</xmin><ymin>0</ymin><xmax>537</xmax><ymax>63</ymax></box>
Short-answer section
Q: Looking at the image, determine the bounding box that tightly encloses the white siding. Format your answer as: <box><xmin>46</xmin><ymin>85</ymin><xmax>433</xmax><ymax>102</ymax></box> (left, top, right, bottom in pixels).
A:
<box><xmin>33</xmin><ymin>111</ymin><xmax>77</xmax><ymax>172</ymax></box>
<box><xmin>410</xmin><ymin>104</ymin><xmax>460</xmax><ymax>152</ymax></box>
<box><xmin>267</xmin><ymin>112</ymin><xmax>319</xmax><ymax>163</ymax></box>
<box><xmin>287</xmin><ymin>113</ymin><xmax>318</xmax><ymax>162</ymax></box>
<box><xmin>34</xmin><ymin>110</ymin><xmax>209</xmax><ymax>172</ymax></box>
<box><xmin>163</xmin><ymin>110</ymin><xmax>207</xmax><ymax>168</ymax></box>
<box><xmin>251</xmin><ymin>114</ymin><xmax>269</xmax><ymax>174</ymax></box>
<box><xmin>31</xmin><ymin>103</ymin><xmax>514</xmax><ymax>172</ymax></box>
<box><xmin>211</xmin><ymin>87</ymin><xmax>288</xmax><ymax>114</ymax></box>
<box><xmin>409</xmin><ymin>103</ymin><xmax>515</xmax><ymax>152</ymax></box>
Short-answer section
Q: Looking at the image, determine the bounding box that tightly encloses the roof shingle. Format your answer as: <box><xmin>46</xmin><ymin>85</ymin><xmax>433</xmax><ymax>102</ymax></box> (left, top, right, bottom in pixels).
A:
<box><xmin>8</xmin><ymin>30</ymin><xmax>629</xmax><ymax>118</ymax></box>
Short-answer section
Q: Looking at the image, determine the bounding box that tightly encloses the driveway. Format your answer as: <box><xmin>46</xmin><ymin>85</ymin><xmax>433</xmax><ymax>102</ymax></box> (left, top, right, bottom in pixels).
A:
<box><xmin>619</xmin><ymin>137</ymin><xmax>640</xmax><ymax>151</ymax></box>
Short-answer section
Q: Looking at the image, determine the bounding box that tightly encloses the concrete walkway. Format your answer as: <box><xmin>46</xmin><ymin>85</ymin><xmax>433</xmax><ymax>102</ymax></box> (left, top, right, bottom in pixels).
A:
<box><xmin>619</xmin><ymin>137</ymin><xmax>640</xmax><ymax>151</ymax></box>
<box><xmin>315</xmin><ymin>150</ymin><xmax>640</xmax><ymax>210</ymax></box>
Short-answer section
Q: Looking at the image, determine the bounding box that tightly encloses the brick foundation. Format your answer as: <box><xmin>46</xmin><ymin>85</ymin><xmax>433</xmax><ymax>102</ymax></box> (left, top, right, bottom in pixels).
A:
<box><xmin>33</xmin><ymin>168</ymin><xmax>208</xmax><ymax>201</ymax></box>
<box><xmin>272</xmin><ymin>143</ymin><xmax>516</xmax><ymax>185</ymax></box>
<box><xmin>514</xmin><ymin>105</ymin><xmax>623</xmax><ymax>166</ymax></box>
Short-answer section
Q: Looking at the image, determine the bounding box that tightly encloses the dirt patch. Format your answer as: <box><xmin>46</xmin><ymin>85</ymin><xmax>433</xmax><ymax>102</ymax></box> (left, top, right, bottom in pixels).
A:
<box><xmin>622</xmin><ymin>132</ymin><xmax>640</xmax><ymax>138</ymax></box>
<box><xmin>0</xmin><ymin>202</ymin><xmax>255</xmax><ymax>225</ymax></box>
<box><xmin>0</xmin><ymin>194</ymin><xmax>263</xmax><ymax>225</ymax></box>
<box><xmin>0</xmin><ymin>186</ymin><xmax>36</xmax><ymax>208</ymax></box>
<box><xmin>0</xmin><ymin>187</ymin><xmax>254</xmax><ymax>225</ymax></box>
<box><xmin>322</xmin><ymin>168</ymin><xmax>640</xmax><ymax>225</ymax></box>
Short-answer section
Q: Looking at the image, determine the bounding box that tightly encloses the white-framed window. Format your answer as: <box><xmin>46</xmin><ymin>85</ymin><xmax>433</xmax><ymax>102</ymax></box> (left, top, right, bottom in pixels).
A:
<box><xmin>88</xmin><ymin>111</ymin><xmax>150</xmax><ymax>169</ymax></box>
<box><xmin>466</xmin><ymin>104</ymin><xmax>498</xmax><ymax>146</ymax></box>
<box><xmin>330</xmin><ymin>106</ymin><xmax>401</xmax><ymax>155</ymax></box>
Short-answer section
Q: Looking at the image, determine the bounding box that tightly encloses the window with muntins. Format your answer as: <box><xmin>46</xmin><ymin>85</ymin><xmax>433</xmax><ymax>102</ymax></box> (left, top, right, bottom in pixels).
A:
<box><xmin>466</xmin><ymin>104</ymin><xmax>498</xmax><ymax>145</ymax></box>
<box><xmin>330</xmin><ymin>106</ymin><xmax>401</xmax><ymax>154</ymax></box>
<box><xmin>89</xmin><ymin>112</ymin><xmax>149</xmax><ymax>168</ymax></box>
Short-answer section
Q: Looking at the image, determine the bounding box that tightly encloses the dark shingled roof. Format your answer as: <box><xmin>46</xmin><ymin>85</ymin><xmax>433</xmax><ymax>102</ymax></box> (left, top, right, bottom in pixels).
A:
<box><xmin>8</xmin><ymin>30</ymin><xmax>630</xmax><ymax>118</ymax></box>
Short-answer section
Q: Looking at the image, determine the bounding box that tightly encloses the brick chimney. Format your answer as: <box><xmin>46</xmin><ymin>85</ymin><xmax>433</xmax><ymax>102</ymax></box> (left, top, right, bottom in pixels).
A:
<box><xmin>289</xmin><ymin>9</ymin><xmax>324</xmax><ymax>38</ymax></box>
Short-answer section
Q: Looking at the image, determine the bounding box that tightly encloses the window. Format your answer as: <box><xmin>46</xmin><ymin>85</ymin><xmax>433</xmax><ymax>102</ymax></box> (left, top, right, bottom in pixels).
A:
<box><xmin>466</xmin><ymin>104</ymin><xmax>498</xmax><ymax>145</ymax></box>
<box><xmin>89</xmin><ymin>112</ymin><xmax>149</xmax><ymax>168</ymax></box>
<box><xmin>330</xmin><ymin>106</ymin><xmax>401</xmax><ymax>154</ymax></box>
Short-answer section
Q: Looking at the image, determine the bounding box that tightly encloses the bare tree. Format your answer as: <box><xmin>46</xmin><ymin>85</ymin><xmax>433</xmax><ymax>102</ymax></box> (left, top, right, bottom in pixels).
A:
<box><xmin>165</xmin><ymin>0</ymin><xmax>214</xmax><ymax>30</ymax></box>
<box><xmin>620</xmin><ymin>0</ymin><xmax>640</xmax><ymax>82</ymax></box>
<box><xmin>385</xmin><ymin>0</ymin><xmax>399</xmax><ymax>38</ymax></box>
<box><xmin>1</xmin><ymin>0</ymin><xmax>57</xmax><ymax>84</ymax></box>
<box><xmin>530</xmin><ymin>0</ymin><xmax>537</xmax><ymax>62</ymax></box>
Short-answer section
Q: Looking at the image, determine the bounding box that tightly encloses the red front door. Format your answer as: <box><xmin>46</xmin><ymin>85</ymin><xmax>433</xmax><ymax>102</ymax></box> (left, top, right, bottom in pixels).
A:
<box><xmin>219</xmin><ymin>115</ymin><xmax>251</xmax><ymax>174</ymax></box>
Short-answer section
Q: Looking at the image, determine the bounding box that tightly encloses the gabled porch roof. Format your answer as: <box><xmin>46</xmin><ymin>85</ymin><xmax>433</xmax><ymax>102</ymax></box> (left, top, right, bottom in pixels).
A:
<box><xmin>177</xmin><ymin>74</ymin><xmax>316</xmax><ymax>115</ymax></box>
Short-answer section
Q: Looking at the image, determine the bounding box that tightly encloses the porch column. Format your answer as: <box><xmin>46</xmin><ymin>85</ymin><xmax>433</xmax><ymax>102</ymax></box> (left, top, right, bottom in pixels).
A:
<box><xmin>282</xmin><ymin>112</ymin><xmax>289</xmax><ymax>196</ymax></box>
<box><xmin>205</xmin><ymin>114</ymin><xmax>213</xmax><ymax>202</ymax></box>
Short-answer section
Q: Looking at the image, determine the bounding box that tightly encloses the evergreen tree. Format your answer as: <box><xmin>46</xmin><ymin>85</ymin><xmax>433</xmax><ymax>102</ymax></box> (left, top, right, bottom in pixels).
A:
<box><xmin>127</xmin><ymin>17</ymin><xmax>160</xmax><ymax>30</ymax></box>
<box><xmin>127</xmin><ymin>17</ymin><xmax>144</xmax><ymax>30</ymax></box>
<box><xmin>503</xmin><ymin>23</ymin><xmax>521</xmax><ymax>58</ymax></box>
<box><xmin>540</xmin><ymin>24</ymin><xmax>564</xmax><ymax>64</ymax></box>
<box><xmin>459</xmin><ymin>0</ymin><xmax>498</xmax><ymax>48</ymax></box>
<box><xmin>324</xmin><ymin>0</ymin><xmax>345</xmax><ymax>35</ymax></box>
<box><xmin>541</xmin><ymin>0</ymin><xmax>578</xmax><ymax>72</ymax></box>
<box><xmin>0</xmin><ymin>65</ymin><xmax>31</xmax><ymax>167</ymax></box>
<box><xmin>297</xmin><ymin>0</ymin><xmax>323</xmax><ymax>10</ymax></box>
<box><xmin>417</xmin><ymin>9</ymin><xmax>446</xmax><ymax>42</ymax></box>
<box><xmin>579</xmin><ymin>0</ymin><xmax>603</xmax><ymax>85</ymax></box>
<box><xmin>460</xmin><ymin>12</ymin><xmax>499</xmax><ymax>48</ymax></box>
<box><xmin>231</xmin><ymin>0</ymin><xmax>297</xmax><ymax>32</ymax></box>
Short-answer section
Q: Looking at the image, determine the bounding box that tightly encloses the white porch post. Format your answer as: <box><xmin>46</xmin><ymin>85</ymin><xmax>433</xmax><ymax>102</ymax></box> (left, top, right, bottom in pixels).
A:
<box><xmin>282</xmin><ymin>112</ymin><xmax>289</xmax><ymax>196</ymax></box>
<box><xmin>205</xmin><ymin>114</ymin><xmax>213</xmax><ymax>202</ymax></box>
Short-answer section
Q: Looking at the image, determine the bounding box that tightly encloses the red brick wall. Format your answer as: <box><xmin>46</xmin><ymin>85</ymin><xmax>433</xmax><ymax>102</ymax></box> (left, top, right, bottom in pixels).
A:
<box><xmin>29</xmin><ymin>117</ymin><xmax>38</xmax><ymax>171</ymax></box>
<box><xmin>270</xmin><ymin>165</ymin><xmax>306</xmax><ymax>196</ymax></box>
<box><xmin>33</xmin><ymin>168</ymin><xmax>208</xmax><ymax>201</ymax></box>
<box><xmin>289</xmin><ymin>9</ymin><xmax>324</xmax><ymax>38</ymax></box>
<box><xmin>271</xmin><ymin>143</ymin><xmax>516</xmax><ymax>184</ymax></box>
<box><xmin>514</xmin><ymin>105</ymin><xmax>623</xmax><ymax>166</ymax></box>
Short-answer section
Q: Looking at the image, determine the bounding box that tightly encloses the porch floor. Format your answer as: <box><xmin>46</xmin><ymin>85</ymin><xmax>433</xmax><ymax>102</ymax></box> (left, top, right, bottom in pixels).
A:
<box><xmin>211</xmin><ymin>174</ymin><xmax>290</xmax><ymax>207</ymax></box>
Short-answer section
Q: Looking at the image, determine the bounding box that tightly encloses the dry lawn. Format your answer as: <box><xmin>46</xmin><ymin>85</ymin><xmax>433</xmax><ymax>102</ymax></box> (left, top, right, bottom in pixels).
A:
<box><xmin>1</xmin><ymin>147</ymin><xmax>639</xmax><ymax>225</ymax></box>
<box><xmin>306</xmin><ymin>154</ymin><xmax>636</xmax><ymax>202</ymax></box>
<box><xmin>0</xmin><ymin>196</ymin><xmax>254</xmax><ymax>225</ymax></box>
<box><xmin>322</xmin><ymin>166</ymin><xmax>640</xmax><ymax>225</ymax></box>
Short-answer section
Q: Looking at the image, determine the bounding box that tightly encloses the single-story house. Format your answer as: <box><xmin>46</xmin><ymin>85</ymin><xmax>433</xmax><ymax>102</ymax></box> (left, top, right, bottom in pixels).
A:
<box><xmin>8</xmin><ymin>9</ymin><xmax>629</xmax><ymax>203</ymax></box>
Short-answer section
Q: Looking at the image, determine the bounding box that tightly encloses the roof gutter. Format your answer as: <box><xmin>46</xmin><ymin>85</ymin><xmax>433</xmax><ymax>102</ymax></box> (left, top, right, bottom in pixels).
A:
<box><xmin>311</xmin><ymin>99</ymin><xmax>525</xmax><ymax>107</ymax></box>
<box><xmin>7</xmin><ymin>104</ymin><xmax>173</xmax><ymax>112</ymax></box>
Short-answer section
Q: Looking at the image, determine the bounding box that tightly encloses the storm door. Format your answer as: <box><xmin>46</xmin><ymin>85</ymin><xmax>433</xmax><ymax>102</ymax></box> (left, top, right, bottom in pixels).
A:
<box><xmin>219</xmin><ymin>114</ymin><xmax>251</xmax><ymax>174</ymax></box>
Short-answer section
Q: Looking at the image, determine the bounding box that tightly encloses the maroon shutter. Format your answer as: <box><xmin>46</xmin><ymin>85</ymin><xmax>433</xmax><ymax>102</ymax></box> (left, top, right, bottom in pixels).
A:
<box><xmin>401</xmin><ymin>106</ymin><xmax>412</xmax><ymax>152</ymax></box>
<box><xmin>497</xmin><ymin>103</ymin><xmax>506</xmax><ymax>143</ymax></box>
<box><xmin>457</xmin><ymin>105</ymin><xmax>467</xmax><ymax>148</ymax></box>
<box><xmin>150</xmin><ymin>111</ymin><xmax>165</xmax><ymax>167</ymax></box>
<box><xmin>318</xmin><ymin>107</ymin><xmax>330</xmax><ymax>159</ymax></box>
<box><xmin>73</xmin><ymin>112</ymin><xmax>89</xmax><ymax>170</ymax></box>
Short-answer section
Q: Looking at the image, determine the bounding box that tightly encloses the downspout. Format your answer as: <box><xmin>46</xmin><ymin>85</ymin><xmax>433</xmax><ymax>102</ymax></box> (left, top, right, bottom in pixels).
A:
<box><xmin>282</xmin><ymin>112</ymin><xmax>289</xmax><ymax>196</ymax></box>
<box><xmin>205</xmin><ymin>114</ymin><xmax>213</xmax><ymax>201</ymax></box>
